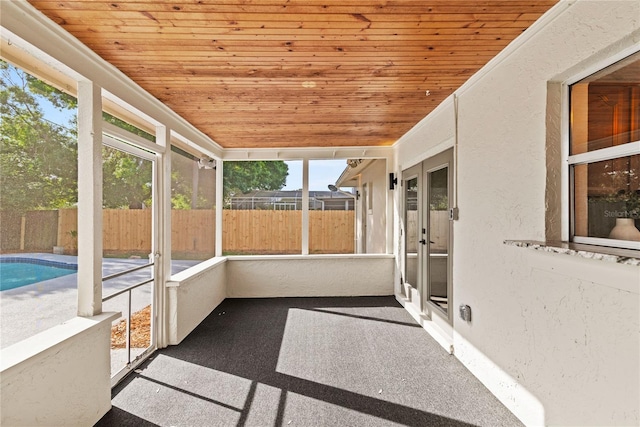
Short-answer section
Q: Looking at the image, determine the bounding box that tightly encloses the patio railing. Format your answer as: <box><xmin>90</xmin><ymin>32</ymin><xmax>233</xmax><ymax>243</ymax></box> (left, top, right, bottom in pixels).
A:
<box><xmin>102</xmin><ymin>261</ymin><xmax>154</xmax><ymax>383</ymax></box>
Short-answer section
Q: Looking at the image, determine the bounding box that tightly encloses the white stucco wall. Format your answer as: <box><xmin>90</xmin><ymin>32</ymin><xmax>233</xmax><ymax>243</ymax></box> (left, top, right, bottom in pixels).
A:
<box><xmin>396</xmin><ymin>97</ymin><xmax>455</xmax><ymax>170</ymax></box>
<box><xmin>360</xmin><ymin>160</ymin><xmax>388</xmax><ymax>254</ymax></box>
<box><xmin>226</xmin><ymin>255</ymin><xmax>394</xmax><ymax>298</ymax></box>
<box><xmin>0</xmin><ymin>312</ymin><xmax>119</xmax><ymax>426</ymax></box>
<box><xmin>167</xmin><ymin>257</ymin><xmax>227</xmax><ymax>345</ymax></box>
<box><xmin>394</xmin><ymin>1</ymin><xmax>640</xmax><ymax>425</ymax></box>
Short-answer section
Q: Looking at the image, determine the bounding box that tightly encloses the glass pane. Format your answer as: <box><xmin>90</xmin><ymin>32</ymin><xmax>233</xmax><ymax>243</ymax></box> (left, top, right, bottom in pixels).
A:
<box><xmin>223</xmin><ymin>160</ymin><xmax>300</xmax><ymax>255</ymax></box>
<box><xmin>309</xmin><ymin>159</ymin><xmax>355</xmax><ymax>254</ymax></box>
<box><xmin>428</xmin><ymin>167</ymin><xmax>449</xmax><ymax>313</ymax></box>
<box><xmin>570</xmin><ymin>53</ymin><xmax>640</xmax><ymax>155</ymax></box>
<box><xmin>404</xmin><ymin>177</ymin><xmax>418</xmax><ymax>287</ymax></box>
<box><xmin>171</xmin><ymin>146</ymin><xmax>216</xmax><ymax>273</ymax></box>
<box><xmin>0</xmin><ymin>61</ymin><xmax>78</xmax><ymax>348</ymax></box>
<box><xmin>574</xmin><ymin>155</ymin><xmax>640</xmax><ymax>241</ymax></box>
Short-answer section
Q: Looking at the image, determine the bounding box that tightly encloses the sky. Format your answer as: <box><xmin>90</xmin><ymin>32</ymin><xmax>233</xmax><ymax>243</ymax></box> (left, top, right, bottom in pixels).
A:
<box><xmin>4</xmin><ymin>65</ymin><xmax>75</xmax><ymax>129</ymax></box>
<box><xmin>40</xmin><ymin>100</ymin><xmax>74</xmax><ymax>129</ymax></box>
<box><xmin>283</xmin><ymin>160</ymin><xmax>349</xmax><ymax>191</ymax></box>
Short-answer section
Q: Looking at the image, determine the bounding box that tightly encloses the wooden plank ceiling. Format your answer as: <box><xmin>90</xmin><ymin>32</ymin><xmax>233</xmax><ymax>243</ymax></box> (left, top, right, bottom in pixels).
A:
<box><xmin>28</xmin><ymin>0</ymin><xmax>558</xmax><ymax>149</ymax></box>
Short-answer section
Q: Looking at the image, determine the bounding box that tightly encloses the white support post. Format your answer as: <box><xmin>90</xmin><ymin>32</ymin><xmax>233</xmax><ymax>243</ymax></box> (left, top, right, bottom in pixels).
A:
<box><xmin>155</xmin><ymin>125</ymin><xmax>171</xmax><ymax>348</ymax></box>
<box><xmin>386</xmin><ymin>156</ymin><xmax>395</xmax><ymax>255</ymax></box>
<box><xmin>302</xmin><ymin>159</ymin><xmax>309</xmax><ymax>255</ymax></box>
<box><xmin>356</xmin><ymin>175</ymin><xmax>362</xmax><ymax>254</ymax></box>
<box><xmin>215</xmin><ymin>160</ymin><xmax>224</xmax><ymax>257</ymax></box>
<box><xmin>76</xmin><ymin>81</ymin><xmax>103</xmax><ymax>317</ymax></box>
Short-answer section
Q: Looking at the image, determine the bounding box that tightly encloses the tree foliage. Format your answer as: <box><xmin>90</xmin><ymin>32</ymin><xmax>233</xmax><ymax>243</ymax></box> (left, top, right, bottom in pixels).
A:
<box><xmin>0</xmin><ymin>61</ymin><xmax>155</xmax><ymax>211</ymax></box>
<box><xmin>102</xmin><ymin>146</ymin><xmax>152</xmax><ymax>209</ymax></box>
<box><xmin>100</xmin><ymin>113</ymin><xmax>155</xmax><ymax>209</ymax></box>
<box><xmin>223</xmin><ymin>160</ymin><xmax>289</xmax><ymax>200</ymax></box>
<box><xmin>0</xmin><ymin>61</ymin><xmax>78</xmax><ymax>212</ymax></box>
<box><xmin>170</xmin><ymin>147</ymin><xmax>217</xmax><ymax>210</ymax></box>
<box><xmin>101</xmin><ymin>114</ymin><xmax>155</xmax><ymax>209</ymax></box>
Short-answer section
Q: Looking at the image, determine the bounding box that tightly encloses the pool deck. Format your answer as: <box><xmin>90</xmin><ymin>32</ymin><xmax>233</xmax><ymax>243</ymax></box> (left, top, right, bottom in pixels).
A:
<box><xmin>0</xmin><ymin>253</ymin><xmax>198</xmax><ymax>349</ymax></box>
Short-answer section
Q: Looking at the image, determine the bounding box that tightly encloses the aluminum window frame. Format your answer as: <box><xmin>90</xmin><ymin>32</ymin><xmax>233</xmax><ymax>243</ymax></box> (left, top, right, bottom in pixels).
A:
<box><xmin>565</xmin><ymin>49</ymin><xmax>640</xmax><ymax>251</ymax></box>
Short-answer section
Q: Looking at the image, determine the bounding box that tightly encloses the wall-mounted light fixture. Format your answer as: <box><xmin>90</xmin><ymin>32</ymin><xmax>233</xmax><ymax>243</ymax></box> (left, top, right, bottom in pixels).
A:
<box><xmin>389</xmin><ymin>173</ymin><xmax>398</xmax><ymax>190</ymax></box>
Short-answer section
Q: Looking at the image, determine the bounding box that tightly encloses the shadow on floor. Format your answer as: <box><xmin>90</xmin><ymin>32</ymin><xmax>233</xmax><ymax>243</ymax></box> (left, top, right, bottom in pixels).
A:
<box><xmin>96</xmin><ymin>296</ymin><xmax>522</xmax><ymax>427</ymax></box>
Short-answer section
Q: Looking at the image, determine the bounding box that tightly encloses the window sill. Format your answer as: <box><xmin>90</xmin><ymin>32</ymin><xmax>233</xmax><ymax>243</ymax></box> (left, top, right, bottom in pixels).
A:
<box><xmin>503</xmin><ymin>240</ymin><xmax>640</xmax><ymax>266</ymax></box>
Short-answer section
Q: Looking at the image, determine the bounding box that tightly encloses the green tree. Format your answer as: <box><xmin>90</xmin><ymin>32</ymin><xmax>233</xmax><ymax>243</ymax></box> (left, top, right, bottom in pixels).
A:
<box><xmin>223</xmin><ymin>160</ymin><xmax>289</xmax><ymax>204</ymax></box>
<box><xmin>170</xmin><ymin>147</ymin><xmax>217</xmax><ymax>210</ymax></box>
<box><xmin>0</xmin><ymin>61</ymin><xmax>78</xmax><ymax>213</ymax></box>
<box><xmin>1</xmin><ymin>61</ymin><xmax>157</xmax><ymax>211</ymax></box>
<box><xmin>102</xmin><ymin>146</ymin><xmax>152</xmax><ymax>209</ymax></box>
<box><xmin>103</xmin><ymin>112</ymin><xmax>154</xmax><ymax>142</ymax></box>
<box><xmin>101</xmin><ymin>112</ymin><xmax>155</xmax><ymax>209</ymax></box>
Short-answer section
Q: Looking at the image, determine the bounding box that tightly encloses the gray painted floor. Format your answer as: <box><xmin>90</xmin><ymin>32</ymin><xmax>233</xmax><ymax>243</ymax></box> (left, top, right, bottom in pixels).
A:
<box><xmin>96</xmin><ymin>297</ymin><xmax>522</xmax><ymax>427</ymax></box>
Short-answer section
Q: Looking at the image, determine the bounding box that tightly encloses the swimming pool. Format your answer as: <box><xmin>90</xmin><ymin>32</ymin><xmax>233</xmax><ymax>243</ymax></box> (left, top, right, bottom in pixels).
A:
<box><xmin>0</xmin><ymin>258</ymin><xmax>77</xmax><ymax>291</ymax></box>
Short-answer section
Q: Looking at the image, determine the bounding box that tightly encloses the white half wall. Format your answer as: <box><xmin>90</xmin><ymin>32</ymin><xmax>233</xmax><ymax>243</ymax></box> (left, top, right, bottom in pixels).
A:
<box><xmin>0</xmin><ymin>312</ymin><xmax>119</xmax><ymax>426</ymax></box>
<box><xmin>227</xmin><ymin>255</ymin><xmax>394</xmax><ymax>298</ymax></box>
<box><xmin>167</xmin><ymin>257</ymin><xmax>227</xmax><ymax>345</ymax></box>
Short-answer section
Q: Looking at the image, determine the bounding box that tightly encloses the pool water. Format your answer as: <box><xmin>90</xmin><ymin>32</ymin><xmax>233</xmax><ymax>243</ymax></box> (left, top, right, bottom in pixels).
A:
<box><xmin>0</xmin><ymin>261</ymin><xmax>77</xmax><ymax>291</ymax></box>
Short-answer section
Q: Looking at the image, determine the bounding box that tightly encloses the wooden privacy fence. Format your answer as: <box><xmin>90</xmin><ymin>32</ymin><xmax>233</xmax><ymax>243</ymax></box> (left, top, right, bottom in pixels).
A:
<box><xmin>59</xmin><ymin>209</ymin><xmax>216</xmax><ymax>255</ymax></box>
<box><xmin>0</xmin><ymin>210</ymin><xmax>58</xmax><ymax>252</ymax></box>
<box><xmin>223</xmin><ymin>210</ymin><xmax>354</xmax><ymax>254</ymax></box>
<box><xmin>309</xmin><ymin>211</ymin><xmax>354</xmax><ymax>253</ymax></box>
<box><xmin>223</xmin><ymin>210</ymin><xmax>301</xmax><ymax>254</ymax></box>
<box><xmin>171</xmin><ymin>209</ymin><xmax>216</xmax><ymax>255</ymax></box>
<box><xmin>8</xmin><ymin>208</ymin><xmax>354</xmax><ymax>255</ymax></box>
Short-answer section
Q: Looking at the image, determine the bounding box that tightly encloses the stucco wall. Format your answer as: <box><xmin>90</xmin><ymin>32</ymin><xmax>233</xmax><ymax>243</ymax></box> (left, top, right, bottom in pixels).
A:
<box><xmin>167</xmin><ymin>258</ymin><xmax>227</xmax><ymax>345</ymax></box>
<box><xmin>396</xmin><ymin>97</ymin><xmax>455</xmax><ymax>170</ymax></box>
<box><xmin>360</xmin><ymin>160</ymin><xmax>388</xmax><ymax>254</ymax></box>
<box><xmin>0</xmin><ymin>312</ymin><xmax>118</xmax><ymax>426</ymax></box>
<box><xmin>394</xmin><ymin>1</ymin><xmax>640</xmax><ymax>425</ymax></box>
<box><xmin>226</xmin><ymin>255</ymin><xmax>394</xmax><ymax>298</ymax></box>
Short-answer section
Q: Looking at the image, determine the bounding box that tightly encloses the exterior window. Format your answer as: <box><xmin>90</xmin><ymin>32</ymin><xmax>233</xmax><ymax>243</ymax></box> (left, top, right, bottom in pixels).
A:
<box><xmin>569</xmin><ymin>52</ymin><xmax>640</xmax><ymax>250</ymax></box>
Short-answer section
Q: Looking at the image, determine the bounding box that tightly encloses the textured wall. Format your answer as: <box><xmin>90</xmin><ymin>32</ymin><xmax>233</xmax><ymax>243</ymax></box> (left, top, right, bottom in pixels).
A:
<box><xmin>227</xmin><ymin>255</ymin><xmax>394</xmax><ymax>298</ymax></box>
<box><xmin>0</xmin><ymin>313</ymin><xmax>117</xmax><ymax>426</ymax></box>
<box><xmin>396</xmin><ymin>96</ymin><xmax>455</xmax><ymax>170</ymax></box>
<box><xmin>394</xmin><ymin>1</ymin><xmax>640</xmax><ymax>425</ymax></box>
<box><xmin>360</xmin><ymin>160</ymin><xmax>388</xmax><ymax>254</ymax></box>
<box><xmin>167</xmin><ymin>258</ymin><xmax>228</xmax><ymax>345</ymax></box>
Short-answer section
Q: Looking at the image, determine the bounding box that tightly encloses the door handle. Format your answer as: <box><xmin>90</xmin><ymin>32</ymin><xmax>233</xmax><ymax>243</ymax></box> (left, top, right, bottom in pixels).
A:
<box><xmin>419</xmin><ymin>239</ymin><xmax>427</xmax><ymax>245</ymax></box>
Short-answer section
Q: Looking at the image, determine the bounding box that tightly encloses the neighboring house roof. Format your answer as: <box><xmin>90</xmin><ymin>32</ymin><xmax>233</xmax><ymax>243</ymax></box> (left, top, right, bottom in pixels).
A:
<box><xmin>234</xmin><ymin>190</ymin><xmax>354</xmax><ymax>200</ymax></box>
<box><xmin>230</xmin><ymin>190</ymin><xmax>355</xmax><ymax>210</ymax></box>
